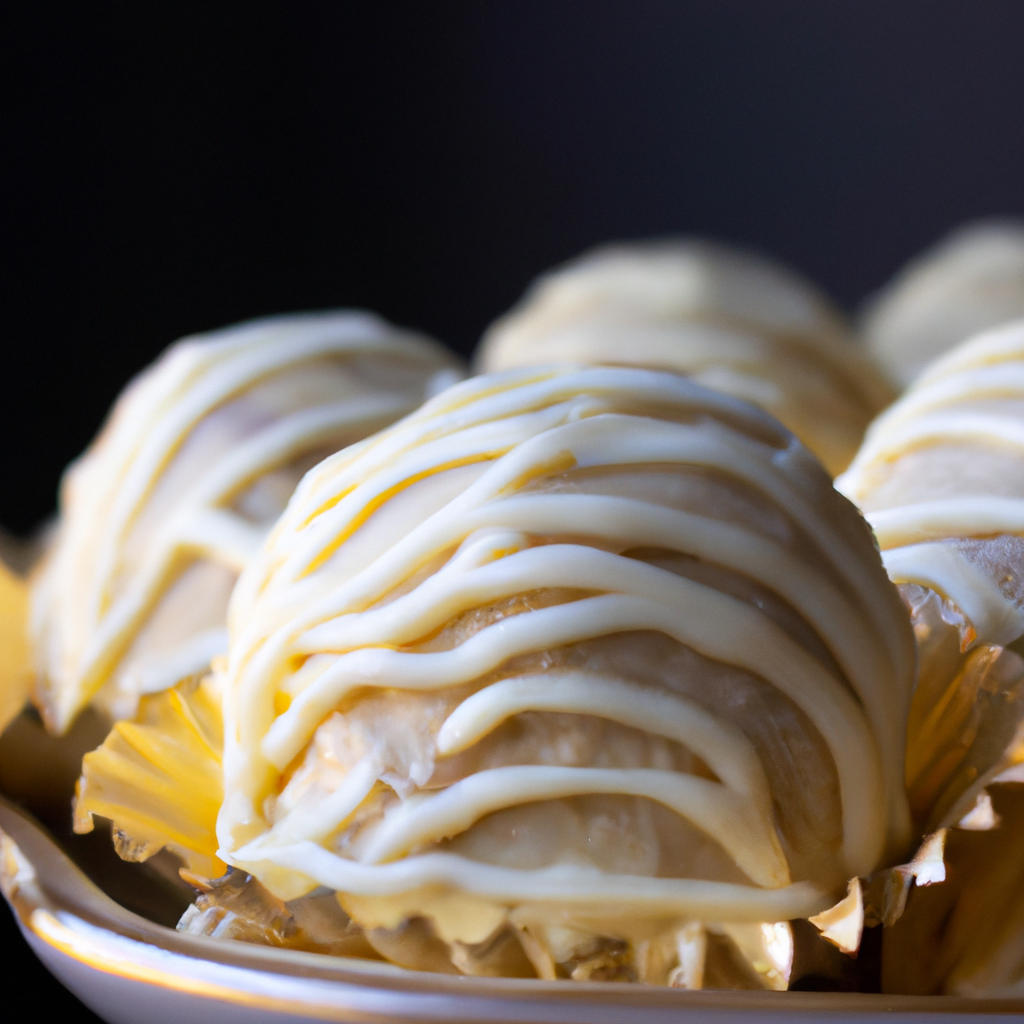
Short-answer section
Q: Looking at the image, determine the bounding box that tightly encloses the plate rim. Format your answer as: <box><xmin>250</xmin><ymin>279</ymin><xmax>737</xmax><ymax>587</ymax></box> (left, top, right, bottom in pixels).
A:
<box><xmin>3</xmin><ymin>795</ymin><xmax>1023</xmax><ymax>1020</ymax></box>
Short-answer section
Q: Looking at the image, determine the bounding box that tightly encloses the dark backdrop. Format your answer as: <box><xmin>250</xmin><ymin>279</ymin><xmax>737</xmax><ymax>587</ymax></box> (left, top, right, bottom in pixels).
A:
<box><xmin>1</xmin><ymin>3</ymin><xmax>1024</xmax><ymax>1019</ymax></box>
<box><xmin>3</xmin><ymin>2</ymin><xmax>1024</xmax><ymax>534</ymax></box>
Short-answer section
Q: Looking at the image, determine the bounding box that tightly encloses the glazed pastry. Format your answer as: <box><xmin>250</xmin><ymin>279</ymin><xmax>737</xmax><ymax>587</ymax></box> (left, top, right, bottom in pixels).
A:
<box><xmin>837</xmin><ymin>319</ymin><xmax>1024</xmax><ymax>834</ymax></box>
<box><xmin>476</xmin><ymin>240</ymin><xmax>894</xmax><ymax>476</ymax></box>
<box><xmin>837</xmin><ymin>320</ymin><xmax>1024</xmax><ymax>995</ymax></box>
<box><xmin>30</xmin><ymin>312</ymin><xmax>462</xmax><ymax>734</ymax></box>
<box><xmin>184</xmin><ymin>364</ymin><xmax>914</xmax><ymax>985</ymax></box>
<box><xmin>862</xmin><ymin>220</ymin><xmax>1024</xmax><ymax>388</ymax></box>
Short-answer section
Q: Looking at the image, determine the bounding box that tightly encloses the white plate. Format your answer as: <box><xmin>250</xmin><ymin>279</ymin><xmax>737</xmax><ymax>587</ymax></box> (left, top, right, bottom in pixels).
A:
<box><xmin>1</xmin><ymin>797</ymin><xmax>1021</xmax><ymax>1024</ymax></box>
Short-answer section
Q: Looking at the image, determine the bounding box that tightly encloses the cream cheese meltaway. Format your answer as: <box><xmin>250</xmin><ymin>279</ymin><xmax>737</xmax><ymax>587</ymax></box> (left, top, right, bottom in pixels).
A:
<box><xmin>216</xmin><ymin>365</ymin><xmax>914</xmax><ymax>977</ymax></box>
<box><xmin>475</xmin><ymin>241</ymin><xmax>894</xmax><ymax>476</ymax></box>
<box><xmin>31</xmin><ymin>312</ymin><xmax>462</xmax><ymax>734</ymax></box>
<box><xmin>838</xmin><ymin>319</ymin><xmax>1024</xmax><ymax>651</ymax></box>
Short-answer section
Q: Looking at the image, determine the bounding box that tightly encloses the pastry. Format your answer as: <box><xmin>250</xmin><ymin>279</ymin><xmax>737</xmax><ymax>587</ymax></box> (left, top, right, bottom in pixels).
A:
<box><xmin>836</xmin><ymin>320</ymin><xmax>1024</xmax><ymax>994</ymax></box>
<box><xmin>862</xmin><ymin>220</ymin><xmax>1024</xmax><ymax>388</ymax></box>
<box><xmin>78</xmin><ymin>365</ymin><xmax>914</xmax><ymax>985</ymax></box>
<box><xmin>30</xmin><ymin>311</ymin><xmax>462</xmax><ymax>735</ymax></box>
<box><xmin>837</xmin><ymin>318</ymin><xmax>1024</xmax><ymax>827</ymax></box>
<box><xmin>476</xmin><ymin>240</ymin><xmax>894</xmax><ymax>476</ymax></box>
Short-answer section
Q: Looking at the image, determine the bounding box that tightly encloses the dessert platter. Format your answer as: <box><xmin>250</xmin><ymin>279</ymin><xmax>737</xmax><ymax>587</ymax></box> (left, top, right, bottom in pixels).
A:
<box><xmin>4</xmin><ymin>229</ymin><xmax>1024</xmax><ymax>1022</ymax></box>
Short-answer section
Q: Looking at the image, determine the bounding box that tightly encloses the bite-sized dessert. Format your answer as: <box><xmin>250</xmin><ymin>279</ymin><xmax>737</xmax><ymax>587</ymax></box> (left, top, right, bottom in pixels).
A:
<box><xmin>78</xmin><ymin>365</ymin><xmax>916</xmax><ymax>986</ymax></box>
<box><xmin>837</xmin><ymin>319</ymin><xmax>1024</xmax><ymax>833</ymax></box>
<box><xmin>862</xmin><ymin>220</ymin><xmax>1024</xmax><ymax>388</ymax></box>
<box><xmin>475</xmin><ymin>240</ymin><xmax>894</xmax><ymax>476</ymax></box>
<box><xmin>29</xmin><ymin>312</ymin><xmax>462</xmax><ymax>735</ymax></box>
<box><xmin>836</xmin><ymin>320</ymin><xmax>1024</xmax><ymax>994</ymax></box>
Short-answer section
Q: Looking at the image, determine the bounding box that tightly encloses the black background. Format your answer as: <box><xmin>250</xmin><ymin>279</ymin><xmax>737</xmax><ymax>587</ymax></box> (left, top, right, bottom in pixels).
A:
<box><xmin>1</xmin><ymin>2</ymin><xmax>1024</xmax><ymax>1018</ymax></box>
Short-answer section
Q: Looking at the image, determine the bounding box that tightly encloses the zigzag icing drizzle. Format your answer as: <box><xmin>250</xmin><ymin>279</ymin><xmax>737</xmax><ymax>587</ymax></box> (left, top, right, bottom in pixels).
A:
<box><xmin>219</xmin><ymin>366</ymin><xmax>914</xmax><ymax>928</ymax></box>
<box><xmin>32</xmin><ymin>311</ymin><xmax>460</xmax><ymax>732</ymax></box>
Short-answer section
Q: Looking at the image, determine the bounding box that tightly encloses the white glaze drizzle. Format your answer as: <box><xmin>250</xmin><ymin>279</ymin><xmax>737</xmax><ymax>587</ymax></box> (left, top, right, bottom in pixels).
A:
<box><xmin>31</xmin><ymin>311</ymin><xmax>461</xmax><ymax>732</ymax></box>
<box><xmin>880</xmin><ymin>544</ymin><xmax>1024</xmax><ymax>648</ymax></box>
<box><xmin>837</xmin><ymin>319</ymin><xmax>1024</xmax><ymax>647</ymax></box>
<box><xmin>868</xmin><ymin>498</ymin><xmax>1024</xmax><ymax>550</ymax></box>
<box><xmin>220</xmin><ymin>366</ymin><xmax>913</xmax><ymax>921</ymax></box>
<box><xmin>357</xmin><ymin>765</ymin><xmax>788</xmax><ymax>888</ymax></box>
<box><xmin>435</xmin><ymin>672</ymin><xmax>764</xmax><ymax>795</ymax></box>
<box><xmin>241</xmin><ymin>842</ymin><xmax>831</xmax><ymax>923</ymax></box>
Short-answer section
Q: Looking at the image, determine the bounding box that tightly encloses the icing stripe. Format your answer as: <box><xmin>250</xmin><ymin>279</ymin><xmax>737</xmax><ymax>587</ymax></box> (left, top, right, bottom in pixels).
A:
<box><xmin>238</xmin><ymin>414</ymin><xmax>905</xmax><ymax>860</ymax></box>
<box><xmin>359</xmin><ymin>765</ymin><xmax>789</xmax><ymax>888</ymax></box>
<box><xmin>868</xmin><ymin>498</ymin><xmax>1024</xmax><ymax>549</ymax></box>
<box><xmin>256</xmin><ymin>757</ymin><xmax>380</xmax><ymax>849</ymax></box>
<box><xmin>850</xmin><ymin>412</ymin><xmax>1024</xmax><ymax>482</ymax></box>
<box><xmin>881</xmin><ymin>544</ymin><xmax>1024</xmax><ymax>649</ymax></box>
<box><xmin>838</xmin><ymin>321</ymin><xmax>1024</xmax><ymax>649</ymax></box>
<box><xmin>236</xmin><ymin>843</ymin><xmax>832</xmax><ymax>923</ymax></box>
<box><xmin>436</xmin><ymin>672</ymin><xmax>767</xmax><ymax>801</ymax></box>
<box><xmin>32</xmin><ymin>312</ymin><xmax>460</xmax><ymax>732</ymax></box>
<box><xmin>261</xmin><ymin>588</ymin><xmax>883</xmax><ymax>879</ymax></box>
<box><xmin>865</xmin><ymin>364</ymin><xmax>1024</xmax><ymax>437</ymax></box>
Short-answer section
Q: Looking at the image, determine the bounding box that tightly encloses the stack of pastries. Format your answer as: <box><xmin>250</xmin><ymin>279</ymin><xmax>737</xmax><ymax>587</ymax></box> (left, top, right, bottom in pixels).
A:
<box><xmin>2</xmin><ymin>229</ymin><xmax>1024</xmax><ymax>994</ymax></box>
